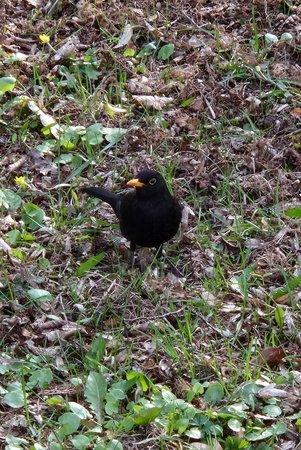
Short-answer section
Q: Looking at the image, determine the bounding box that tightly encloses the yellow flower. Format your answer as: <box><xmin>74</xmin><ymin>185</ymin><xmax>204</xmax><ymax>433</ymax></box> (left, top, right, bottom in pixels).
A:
<box><xmin>15</xmin><ymin>176</ymin><xmax>27</xmax><ymax>188</ymax></box>
<box><xmin>39</xmin><ymin>34</ymin><xmax>50</xmax><ymax>44</ymax></box>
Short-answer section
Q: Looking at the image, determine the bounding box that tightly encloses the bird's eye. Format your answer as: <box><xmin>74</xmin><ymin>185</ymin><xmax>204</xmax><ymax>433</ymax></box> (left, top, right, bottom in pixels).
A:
<box><xmin>149</xmin><ymin>178</ymin><xmax>157</xmax><ymax>185</ymax></box>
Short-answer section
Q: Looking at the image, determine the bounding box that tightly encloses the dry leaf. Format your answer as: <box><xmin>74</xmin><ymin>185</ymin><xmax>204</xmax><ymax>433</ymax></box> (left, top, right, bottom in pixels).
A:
<box><xmin>257</xmin><ymin>387</ymin><xmax>288</xmax><ymax>398</ymax></box>
<box><xmin>51</xmin><ymin>38</ymin><xmax>79</xmax><ymax>63</ymax></box>
<box><xmin>290</xmin><ymin>107</ymin><xmax>301</xmax><ymax>119</ymax></box>
<box><xmin>28</xmin><ymin>100</ymin><xmax>63</xmax><ymax>139</ymax></box>
<box><xmin>133</xmin><ymin>95</ymin><xmax>173</xmax><ymax>110</ymax></box>
<box><xmin>26</xmin><ymin>0</ymin><xmax>44</xmax><ymax>6</ymax></box>
<box><xmin>256</xmin><ymin>347</ymin><xmax>286</xmax><ymax>368</ymax></box>
<box><xmin>127</xmin><ymin>77</ymin><xmax>153</xmax><ymax>94</ymax></box>
<box><xmin>114</xmin><ymin>24</ymin><xmax>133</xmax><ymax>49</ymax></box>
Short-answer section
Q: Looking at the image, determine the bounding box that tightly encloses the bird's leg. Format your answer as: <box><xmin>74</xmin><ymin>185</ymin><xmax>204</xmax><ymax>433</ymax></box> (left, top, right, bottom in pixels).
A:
<box><xmin>130</xmin><ymin>242</ymin><xmax>137</xmax><ymax>268</ymax></box>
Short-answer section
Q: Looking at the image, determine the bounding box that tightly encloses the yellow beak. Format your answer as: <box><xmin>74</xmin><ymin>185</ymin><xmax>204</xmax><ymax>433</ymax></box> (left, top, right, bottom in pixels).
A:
<box><xmin>126</xmin><ymin>178</ymin><xmax>145</xmax><ymax>188</ymax></box>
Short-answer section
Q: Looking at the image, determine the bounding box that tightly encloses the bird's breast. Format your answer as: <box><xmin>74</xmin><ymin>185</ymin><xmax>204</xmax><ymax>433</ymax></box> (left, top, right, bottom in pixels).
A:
<box><xmin>119</xmin><ymin>195</ymin><xmax>181</xmax><ymax>248</ymax></box>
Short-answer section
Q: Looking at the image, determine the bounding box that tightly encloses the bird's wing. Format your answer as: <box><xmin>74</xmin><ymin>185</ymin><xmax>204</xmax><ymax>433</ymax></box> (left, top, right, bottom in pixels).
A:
<box><xmin>82</xmin><ymin>186</ymin><xmax>121</xmax><ymax>218</ymax></box>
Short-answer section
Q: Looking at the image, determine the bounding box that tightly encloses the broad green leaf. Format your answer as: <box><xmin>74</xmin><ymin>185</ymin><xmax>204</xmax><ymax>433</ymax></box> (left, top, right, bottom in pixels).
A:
<box><xmin>275</xmin><ymin>306</ymin><xmax>285</xmax><ymax>328</ymax></box>
<box><xmin>39</xmin><ymin>257</ymin><xmax>50</xmax><ymax>269</ymax></box>
<box><xmin>70</xmin><ymin>378</ymin><xmax>83</xmax><ymax>386</ymax></box>
<box><xmin>46</xmin><ymin>396</ymin><xmax>66</xmax><ymax>406</ymax></box>
<box><xmin>126</xmin><ymin>371</ymin><xmax>153</xmax><ymax>391</ymax></box>
<box><xmin>285</xmin><ymin>207</ymin><xmax>301</xmax><ymax>218</ymax></box>
<box><xmin>137</xmin><ymin>42</ymin><xmax>157</xmax><ymax>57</ymax></box>
<box><xmin>262</xmin><ymin>405</ymin><xmax>282</xmax><ymax>417</ymax></box>
<box><xmin>77</xmin><ymin>252</ymin><xmax>105</xmax><ymax>276</ymax></box>
<box><xmin>120</xmin><ymin>416</ymin><xmax>135</xmax><ymax>432</ymax></box>
<box><xmin>105</xmin><ymin>387</ymin><xmax>126</xmax><ymax>415</ymax></box>
<box><xmin>280</xmin><ymin>32</ymin><xmax>293</xmax><ymax>44</ymax></box>
<box><xmin>265</xmin><ymin>33</ymin><xmax>278</xmax><ymax>45</ymax></box>
<box><xmin>6</xmin><ymin>435</ymin><xmax>29</xmax><ymax>446</ymax></box>
<box><xmin>273</xmin><ymin>420</ymin><xmax>287</xmax><ymax>435</ymax></box>
<box><xmin>204</xmin><ymin>383</ymin><xmax>224</xmax><ymax>404</ymax></box>
<box><xmin>20</xmin><ymin>232</ymin><xmax>35</xmax><ymax>241</ymax></box>
<box><xmin>83</xmin><ymin>65</ymin><xmax>100</xmax><ymax>81</ymax></box>
<box><xmin>133</xmin><ymin>406</ymin><xmax>161</xmax><ymax>425</ymax></box>
<box><xmin>239</xmin><ymin>382</ymin><xmax>260</xmax><ymax>409</ymax></box>
<box><xmin>104</xmin><ymin>103</ymin><xmax>127</xmax><ymax>117</ymax></box>
<box><xmin>247</xmin><ymin>428</ymin><xmax>270</xmax><ymax>441</ymax></box>
<box><xmin>103</xmin><ymin>127</ymin><xmax>127</xmax><ymax>144</ymax></box>
<box><xmin>59</xmin><ymin>126</ymin><xmax>84</xmax><ymax>150</ymax></box>
<box><xmin>21</xmin><ymin>203</ymin><xmax>45</xmax><ymax>231</ymax></box>
<box><xmin>27</xmin><ymin>288</ymin><xmax>52</xmax><ymax>303</ymax></box>
<box><xmin>69</xmin><ymin>402</ymin><xmax>91</xmax><ymax>419</ymax></box>
<box><xmin>176</xmin><ymin>417</ymin><xmax>189</xmax><ymax>433</ymax></box>
<box><xmin>6</xmin><ymin>230</ymin><xmax>20</xmax><ymax>244</ymax></box>
<box><xmin>33</xmin><ymin>444</ymin><xmax>46</xmax><ymax>450</ymax></box>
<box><xmin>123</xmin><ymin>48</ymin><xmax>135</xmax><ymax>57</ymax></box>
<box><xmin>50</xmin><ymin>443</ymin><xmax>63</xmax><ymax>450</ymax></box>
<box><xmin>36</xmin><ymin>140</ymin><xmax>57</xmax><ymax>154</ymax></box>
<box><xmin>136</xmin><ymin>62</ymin><xmax>146</xmax><ymax>73</ymax></box>
<box><xmin>185</xmin><ymin>427</ymin><xmax>202</xmax><ymax>439</ymax></box>
<box><xmin>58</xmin><ymin>412</ymin><xmax>80</xmax><ymax>439</ymax></box>
<box><xmin>4</xmin><ymin>189</ymin><xmax>22</xmax><ymax>210</ymax></box>
<box><xmin>3</xmin><ymin>383</ymin><xmax>25</xmax><ymax>408</ymax></box>
<box><xmin>288</xmin><ymin>411</ymin><xmax>301</xmax><ymax>420</ymax></box>
<box><xmin>157</xmin><ymin>43</ymin><xmax>174</xmax><ymax>60</ymax></box>
<box><xmin>232</xmin><ymin>264</ymin><xmax>256</xmax><ymax>295</ymax></box>
<box><xmin>273</xmin><ymin>274</ymin><xmax>301</xmax><ymax>299</ymax></box>
<box><xmin>3</xmin><ymin>53</ymin><xmax>28</xmax><ymax>63</ymax></box>
<box><xmin>83</xmin><ymin>123</ymin><xmax>104</xmax><ymax>146</ymax></box>
<box><xmin>10</xmin><ymin>249</ymin><xmax>25</xmax><ymax>260</ymax></box>
<box><xmin>228</xmin><ymin>418</ymin><xmax>244</xmax><ymax>432</ymax></box>
<box><xmin>0</xmin><ymin>190</ymin><xmax>9</xmax><ymax>208</ymax></box>
<box><xmin>0</xmin><ymin>76</ymin><xmax>16</xmax><ymax>94</ymax></box>
<box><xmin>224</xmin><ymin>436</ymin><xmax>250</xmax><ymax>449</ymax></box>
<box><xmin>246</xmin><ymin>421</ymin><xmax>286</xmax><ymax>441</ymax></box>
<box><xmin>0</xmin><ymin>189</ymin><xmax>22</xmax><ymax>210</ymax></box>
<box><xmin>106</xmin><ymin>441</ymin><xmax>123</xmax><ymax>450</ymax></box>
<box><xmin>70</xmin><ymin>435</ymin><xmax>91</xmax><ymax>450</ymax></box>
<box><xmin>54</xmin><ymin>153</ymin><xmax>74</xmax><ymax>165</ymax></box>
<box><xmin>28</xmin><ymin>368</ymin><xmax>53</xmax><ymax>388</ymax></box>
<box><xmin>84</xmin><ymin>372</ymin><xmax>106</xmax><ymax>420</ymax></box>
<box><xmin>58</xmin><ymin>66</ymin><xmax>77</xmax><ymax>89</ymax></box>
<box><xmin>86</xmin><ymin>335</ymin><xmax>106</xmax><ymax>364</ymax></box>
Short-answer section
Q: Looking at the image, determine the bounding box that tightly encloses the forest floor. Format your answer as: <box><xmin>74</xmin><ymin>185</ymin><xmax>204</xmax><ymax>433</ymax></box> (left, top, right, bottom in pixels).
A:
<box><xmin>0</xmin><ymin>1</ymin><xmax>301</xmax><ymax>449</ymax></box>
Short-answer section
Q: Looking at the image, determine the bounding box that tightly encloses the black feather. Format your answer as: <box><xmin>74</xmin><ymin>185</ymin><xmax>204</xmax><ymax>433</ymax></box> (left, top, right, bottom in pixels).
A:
<box><xmin>82</xmin><ymin>186</ymin><xmax>121</xmax><ymax>218</ymax></box>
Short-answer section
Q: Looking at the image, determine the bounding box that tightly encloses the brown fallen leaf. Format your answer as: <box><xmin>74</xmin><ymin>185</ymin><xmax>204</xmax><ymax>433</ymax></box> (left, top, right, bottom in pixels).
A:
<box><xmin>127</xmin><ymin>77</ymin><xmax>154</xmax><ymax>94</ymax></box>
<box><xmin>51</xmin><ymin>37</ymin><xmax>79</xmax><ymax>64</ymax></box>
<box><xmin>290</xmin><ymin>107</ymin><xmax>301</xmax><ymax>119</ymax></box>
<box><xmin>114</xmin><ymin>23</ymin><xmax>133</xmax><ymax>49</ymax></box>
<box><xmin>257</xmin><ymin>386</ymin><xmax>288</xmax><ymax>398</ymax></box>
<box><xmin>26</xmin><ymin>0</ymin><xmax>44</xmax><ymax>6</ymax></box>
<box><xmin>255</xmin><ymin>347</ymin><xmax>286</xmax><ymax>368</ymax></box>
<box><xmin>133</xmin><ymin>95</ymin><xmax>173</xmax><ymax>110</ymax></box>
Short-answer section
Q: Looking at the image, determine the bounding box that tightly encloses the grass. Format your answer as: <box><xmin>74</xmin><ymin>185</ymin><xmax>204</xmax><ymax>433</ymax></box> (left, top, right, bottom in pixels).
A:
<box><xmin>1</xmin><ymin>1</ymin><xmax>301</xmax><ymax>449</ymax></box>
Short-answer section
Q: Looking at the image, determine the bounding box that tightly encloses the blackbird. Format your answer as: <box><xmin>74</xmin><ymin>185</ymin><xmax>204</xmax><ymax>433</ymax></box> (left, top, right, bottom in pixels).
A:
<box><xmin>82</xmin><ymin>169</ymin><xmax>182</xmax><ymax>263</ymax></box>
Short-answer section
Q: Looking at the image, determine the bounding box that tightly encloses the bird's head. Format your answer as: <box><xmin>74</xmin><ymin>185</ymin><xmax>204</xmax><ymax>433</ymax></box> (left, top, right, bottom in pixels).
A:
<box><xmin>126</xmin><ymin>169</ymin><xmax>169</xmax><ymax>198</ymax></box>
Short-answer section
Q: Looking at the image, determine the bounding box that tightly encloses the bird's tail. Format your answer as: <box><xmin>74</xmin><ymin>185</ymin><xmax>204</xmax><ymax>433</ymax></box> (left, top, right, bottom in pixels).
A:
<box><xmin>82</xmin><ymin>186</ymin><xmax>119</xmax><ymax>216</ymax></box>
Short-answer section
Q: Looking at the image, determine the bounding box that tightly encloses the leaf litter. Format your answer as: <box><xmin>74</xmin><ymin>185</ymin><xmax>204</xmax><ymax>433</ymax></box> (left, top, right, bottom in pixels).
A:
<box><xmin>0</xmin><ymin>0</ymin><xmax>301</xmax><ymax>448</ymax></box>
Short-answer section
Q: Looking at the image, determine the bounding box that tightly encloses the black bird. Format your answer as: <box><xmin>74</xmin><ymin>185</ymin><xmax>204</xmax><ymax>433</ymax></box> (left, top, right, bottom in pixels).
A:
<box><xmin>82</xmin><ymin>169</ymin><xmax>182</xmax><ymax>263</ymax></box>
